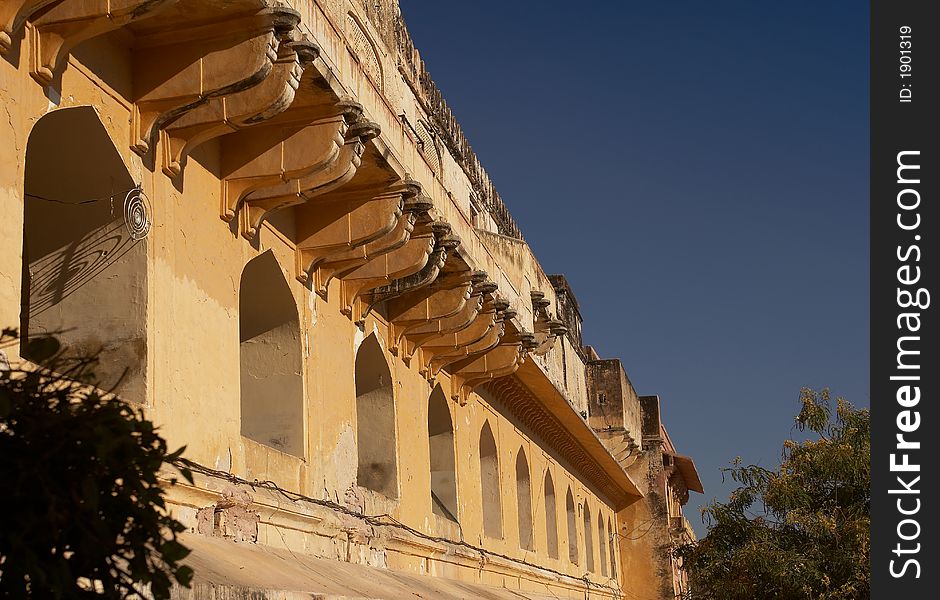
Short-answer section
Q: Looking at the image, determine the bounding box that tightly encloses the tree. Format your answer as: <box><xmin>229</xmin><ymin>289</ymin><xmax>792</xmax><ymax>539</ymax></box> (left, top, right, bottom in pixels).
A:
<box><xmin>676</xmin><ymin>388</ymin><xmax>870</xmax><ymax>600</ymax></box>
<box><xmin>0</xmin><ymin>329</ymin><xmax>194</xmax><ymax>598</ymax></box>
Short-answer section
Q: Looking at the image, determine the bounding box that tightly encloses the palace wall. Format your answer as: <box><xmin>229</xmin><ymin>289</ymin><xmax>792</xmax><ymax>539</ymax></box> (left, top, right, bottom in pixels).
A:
<box><xmin>0</xmin><ymin>1</ymin><xmax>700</xmax><ymax>598</ymax></box>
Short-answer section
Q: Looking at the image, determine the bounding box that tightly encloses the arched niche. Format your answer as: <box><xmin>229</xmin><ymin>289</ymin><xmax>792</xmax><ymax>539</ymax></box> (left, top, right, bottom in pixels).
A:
<box><xmin>355</xmin><ymin>332</ymin><xmax>398</xmax><ymax>498</ymax></box>
<box><xmin>566</xmin><ymin>488</ymin><xmax>578</xmax><ymax>564</ymax></box>
<box><xmin>583</xmin><ymin>502</ymin><xmax>595</xmax><ymax>573</ymax></box>
<box><xmin>515</xmin><ymin>447</ymin><xmax>533</xmax><ymax>551</ymax></box>
<box><xmin>598</xmin><ymin>512</ymin><xmax>608</xmax><ymax>577</ymax></box>
<box><xmin>479</xmin><ymin>420</ymin><xmax>502</xmax><ymax>539</ymax></box>
<box><xmin>21</xmin><ymin>105</ymin><xmax>145</xmax><ymax>400</ymax></box>
<box><xmin>428</xmin><ymin>384</ymin><xmax>457</xmax><ymax>521</ymax></box>
<box><xmin>543</xmin><ymin>470</ymin><xmax>559</xmax><ymax>559</ymax></box>
<box><xmin>239</xmin><ymin>250</ymin><xmax>304</xmax><ymax>457</ymax></box>
<box><xmin>608</xmin><ymin>518</ymin><xmax>617</xmax><ymax>579</ymax></box>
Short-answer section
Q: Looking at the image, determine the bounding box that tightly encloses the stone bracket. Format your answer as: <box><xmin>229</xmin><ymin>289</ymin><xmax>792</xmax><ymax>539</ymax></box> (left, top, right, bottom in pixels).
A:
<box><xmin>416</xmin><ymin>292</ymin><xmax>504</xmax><ymax>379</ymax></box>
<box><xmin>130</xmin><ymin>7</ymin><xmax>301</xmax><ymax>155</ymax></box>
<box><xmin>402</xmin><ymin>276</ymin><xmax>496</xmax><ymax>359</ymax></box>
<box><xmin>219</xmin><ymin>105</ymin><xmax>379</xmax><ymax>239</ymax></box>
<box><xmin>296</xmin><ymin>180</ymin><xmax>421</xmax><ymax>292</ymax></box>
<box><xmin>159</xmin><ymin>34</ymin><xmax>320</xmax><ymax>177</ymax></box>
<box><xmin>357</xmin><ymin>222</ymin><xmax>458</xmax><ymax>319</ymax></box>
<box><xmin>385</xmin><ymin>268</ymin><xmax>482</xmax><ymax>354</ymax></box>
<box><xmin>333</xmin><ymin>225</ymin><xmax>438</xmax><ymax>320</ymax></box>
<box><xmin>530</xmin><ymin>290</ymin><xmax>566</xmax><ymax>356</ymax></box>
<box><xmin>220</xmin><ymin>102</ymin><xmax>358</xmax><ymax>220</ymax></box>
<box><xmin>26</xmin><ymin>0</ymin><xmax>179</xmax><ymax>86</ymax></box>
<box><xmin>309</xmin><ymin>189</ymin><xmax>433</xmax><ymax>296</ymax></box>
<box><xmin>448</xmin><ymin>325</ymin><xmax>538</xmax><ymax>405</ymax></box>
<box><xmin>1</xmin><ymin>0</ymin><xmax>59</xmax><ymax>55</ymax></box>
<box><xmin>424</xmin><ymin>299</ymin><xmax>513</xmax><ymax>380</ymax></box>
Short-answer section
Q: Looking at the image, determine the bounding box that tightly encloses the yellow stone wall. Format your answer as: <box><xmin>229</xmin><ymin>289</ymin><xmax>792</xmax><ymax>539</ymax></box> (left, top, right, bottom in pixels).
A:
<box><xmin>0</xmin><ymin>1</ymin><xmax>700</xmax><ymax>598</ymax></box>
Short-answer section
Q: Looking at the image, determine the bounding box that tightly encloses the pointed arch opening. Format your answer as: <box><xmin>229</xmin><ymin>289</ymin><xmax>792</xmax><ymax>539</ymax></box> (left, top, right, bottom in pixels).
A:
<box><xmin>239</xmin><ymin>251</ymin><xmax>304</xmax><ymax>456</ymax></box>
<box><xmin>355</xmin><ymin>332</ymin><xmax>398</xmax><ymax>497</ymax></box>
<box><xmin>566</xmin><ymin>488</ymin><xmax>578</xmax><ymax>564</ymax></box>
<box><xmin>480</xmin><ymin>420</ymin><xmax>502</xmax><ymax>538</ymax></box>
<box><xmin>515</xmin><ymin>447</ymin><xmax>534</xmax><ymax>551</ymax></box>
<box><xmin>543</xmin><ymin>470</ymin><xmax>559</xmax><ymax>559</ymax></box>
<box><xmin>428</xmin><ymin>385</ymin><xmax>457</xmax><ymax>521</ymax></box>
<box><xmin>608</xmin><ymin>518</ymin><xmax>617</xmax><ymax>579</ymax></box>
<box><xmin>583</xmin><ymin>502</ymin><xmax>595</xmax><ymax>573</ymax></box>
<box><xmin>21</xmin><ymin>106</ymin><xmax>145</xmax><ymax>400</ymax></box>
<box><xmin>599</xmin><ymin>512</ymin><xmax>608</xmax><ymax>577</ymax></box>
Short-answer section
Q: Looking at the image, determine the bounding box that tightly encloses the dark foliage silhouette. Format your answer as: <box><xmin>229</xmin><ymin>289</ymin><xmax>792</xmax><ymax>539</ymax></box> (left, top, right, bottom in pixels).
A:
<box><xmin>0</xmin><ymin>328</ymin><xmax>193</xmax><ymax>598</ymax></box>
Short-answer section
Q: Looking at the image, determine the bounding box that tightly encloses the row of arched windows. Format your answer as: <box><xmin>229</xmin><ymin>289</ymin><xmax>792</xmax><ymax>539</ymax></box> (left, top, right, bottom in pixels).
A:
<box><xmin>20</xmin><ymin>110</ymin><xmax>619</xmax><ymax>581</ymax></box>
<box><xmin>480</xmin><ymin>421</ymin><xmax>618</xmax><ymax>577</ymax></box>
<box><xmin>236</xmin><ymin>252</ymin><xmax>616</xmax><ymax>577</ymax></box>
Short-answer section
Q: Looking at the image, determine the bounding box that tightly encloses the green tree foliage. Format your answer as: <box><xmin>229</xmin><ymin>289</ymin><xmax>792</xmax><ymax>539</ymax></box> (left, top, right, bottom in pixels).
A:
<box><xmin>676</xmin><ymin>388</ymin><xmax>870</xmax><ymax>600</ymax></box>
<box><xmin>0</xmin><ymin>329</ymin><xmax>194</xmax><ymax>598</ymax></box>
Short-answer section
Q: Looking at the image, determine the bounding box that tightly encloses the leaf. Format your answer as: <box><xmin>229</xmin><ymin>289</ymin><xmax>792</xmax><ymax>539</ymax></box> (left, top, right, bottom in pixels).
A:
<box><xmin>160</xmin><ymin>539</ymin><xmax>191</xmax><ymax>563</ymax></box>
<box><xmin>23</xmin><ymin>335</ymin><xmax>61</xmax><ymax>362</ymax></box>
<box><xmin>682</xmin><ymin>388</ymin><xmax>869</xmax><ymax>599</ymax></box>
<box><xmin>174</xmin><ymin>565</ymin><xmax>194</xmax><ymax>587</ymax></box>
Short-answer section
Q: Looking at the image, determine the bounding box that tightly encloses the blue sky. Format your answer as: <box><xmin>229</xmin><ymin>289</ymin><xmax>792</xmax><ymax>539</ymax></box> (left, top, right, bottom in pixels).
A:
<box><xmin>399</xmin><ymin>0</ymin><xmax>869</xmax><ymax>534</ymax></box>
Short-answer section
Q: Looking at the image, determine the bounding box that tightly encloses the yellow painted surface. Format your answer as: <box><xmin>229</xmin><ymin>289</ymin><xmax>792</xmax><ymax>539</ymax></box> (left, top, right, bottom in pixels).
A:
<box><xmin>0</xmin><ymin>2</ymin><xmax>699</xmax><ymax>598</ymax></box>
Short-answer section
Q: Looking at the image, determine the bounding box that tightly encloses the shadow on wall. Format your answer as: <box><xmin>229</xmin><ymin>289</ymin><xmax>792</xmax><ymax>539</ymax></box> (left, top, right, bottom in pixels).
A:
<box><xmin>25</xmin><ymin>217</ymin><xmax>139</xmax><ymax>318</ymax></box>
<box><xmin>21</xmin><ymin>106</ymin><xmax>146</xmax><ymax>400</ymax></box>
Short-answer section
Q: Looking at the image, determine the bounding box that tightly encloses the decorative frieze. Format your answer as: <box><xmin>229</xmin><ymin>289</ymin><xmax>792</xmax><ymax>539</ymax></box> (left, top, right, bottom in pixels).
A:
<box><xmin>485</xmin><ymin>375</ymin><xmax>635</xmax><ymax>508</ymax></box>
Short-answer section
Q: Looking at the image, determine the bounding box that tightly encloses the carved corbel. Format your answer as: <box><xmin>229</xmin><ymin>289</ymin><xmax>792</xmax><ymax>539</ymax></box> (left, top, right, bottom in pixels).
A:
<box><xmin>401</xmin><ymin>275</ymin><xmax>495</xmax><ymax>359</ymax></box>
<box><xmin>309</xmin><ymin>190</ymin><xmax>433</xmax><ymax>296</ymax></box>
<box><xmin>448</xmin><ymin>324</ymin><xmax>538</xmax><ymax>405</ymax></box>
<box><xmin>130</xmin><ymin>7</ymin><xmax>301</xmax><ymax>155</ymax></box>
<box><xmin>25</xmin><ymin>0</ymin><xmax>178</xmax><ymax>85</ymax></box>
<box><xmin>530</xmin><ymin>290</ymin><xmax>567</xmax><ymax>356</ymax></box>
<box><xmin>530</xmin><ymin>290</ymin><xmax>549</xmax><ymax>312</ymax></box>
<box><xmin>388</xmin><ymin>269</ymin><xmax>487</xmax><ymax>357</ymax></box>
<box><xmin>225</xmin><ymin>111</ymin><xmax>380</xmax><ymax>239</ymax></box>
<box><xmin>325</xmin><ymin>220</ymin><xmax>444</xmax><ymax>315</ymax></box>
<box><xmin>348</xmin><ymin>222</ymin><xmax>457</xmax><ymax>320</ymax></box>
<box><xmin>221</xmin><ymin>99</ymin><xmax>361</xmax><ymax>219</ymax></box>
<box><xmin>295</xmin><ymin>180</ymin><xmax>420</xmax><ymax>293</ymax></box>
<box><xmin>424</xmin><ymin>299</ymin><xmax>511</xmax><ymax>379</ymax></box>
<box><xmin>159</xmin><ymin>35</ymin><xmax>320</xmax><ymax>177</ymax></box>
<box><xmin>1</xmin><ymin>0</ymin><xmax>60</xmax><ymax>55</ymax></box>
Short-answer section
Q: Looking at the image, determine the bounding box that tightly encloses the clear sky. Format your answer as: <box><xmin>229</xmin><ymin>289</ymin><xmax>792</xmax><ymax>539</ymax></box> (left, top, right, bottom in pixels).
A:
<box><xmin>399</xmin><ymin>0</ymin><xmax>870</xmax><ymax>534</ymax></box>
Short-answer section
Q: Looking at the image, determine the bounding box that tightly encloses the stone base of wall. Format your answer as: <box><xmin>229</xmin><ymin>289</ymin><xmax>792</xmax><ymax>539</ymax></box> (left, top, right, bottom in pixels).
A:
<box><xmin>171</xmin><ymin>532</ymin><xmax>574</xmax><ymax>600</ymax></box>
